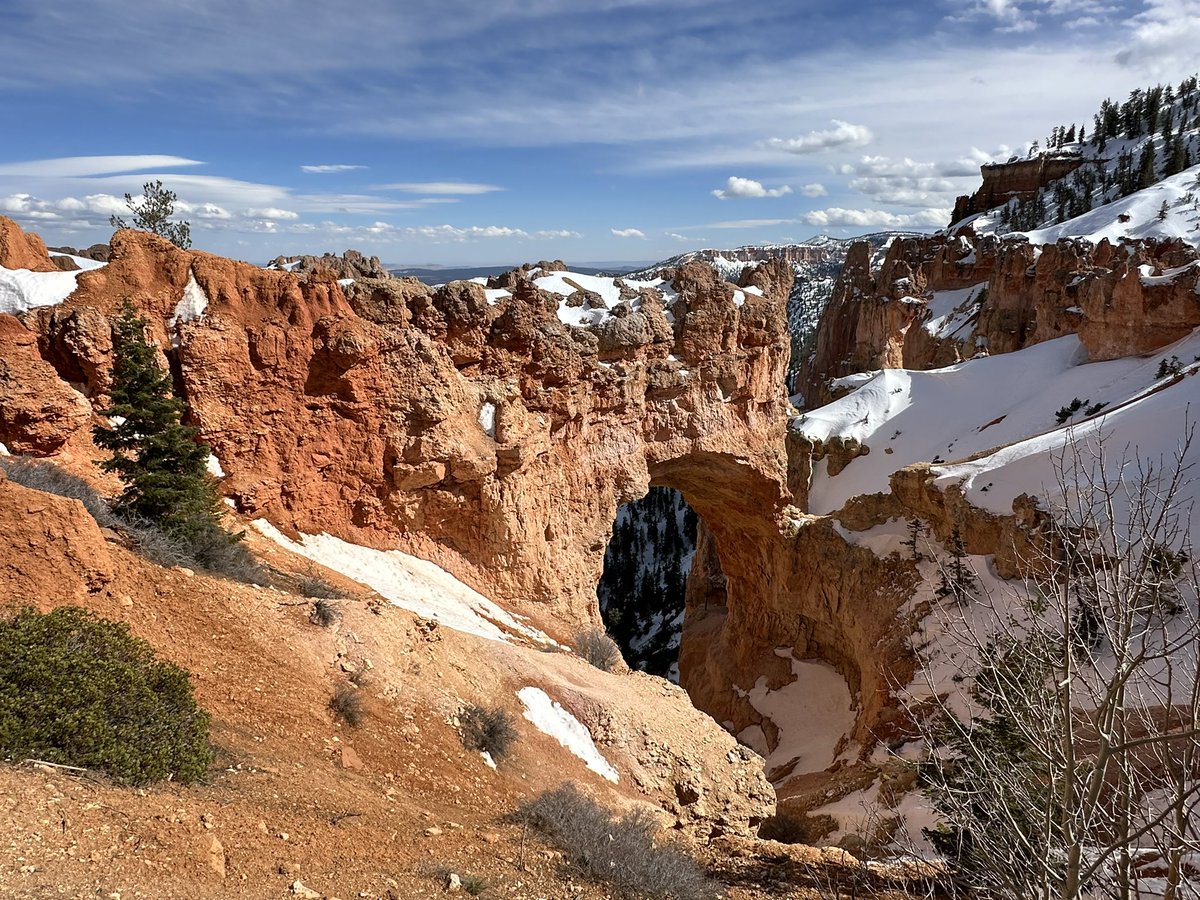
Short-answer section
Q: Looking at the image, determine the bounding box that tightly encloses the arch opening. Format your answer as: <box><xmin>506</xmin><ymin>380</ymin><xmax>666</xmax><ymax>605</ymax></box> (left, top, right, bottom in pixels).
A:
<box><xmin>596</xmin><ymin>486</ymin><xmax>728</xmax><ymax>682</ymax></box>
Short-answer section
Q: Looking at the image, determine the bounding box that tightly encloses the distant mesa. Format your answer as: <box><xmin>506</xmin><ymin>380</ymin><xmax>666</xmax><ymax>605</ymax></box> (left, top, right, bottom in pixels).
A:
<box><xmin>951</xmin><ymin>153</ymin><xmax>1094</xmax><ymax>225</ymax></box>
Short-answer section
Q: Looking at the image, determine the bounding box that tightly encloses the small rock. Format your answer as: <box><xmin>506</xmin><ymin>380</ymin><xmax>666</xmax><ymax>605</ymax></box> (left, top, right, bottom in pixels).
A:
<box><xmin>291</xmin><ymin>880</ymin><xmax>322</xmax><ymax>899</ymax></box>
<box><xmin>278</xmin><ymin>861</ymin><xmax>302</xmax><ymax>876</ymax></box>
<box><xmin>338</xmin><ymin>745</ymin><xmax>364</xmax><ymax>771</ymax></box>
<box><xmin>424</xmin><ymin>826</ymin><xmax>443</xmax><ymax>837</ymax></box>
<box><xmin>207</xmin><ymin>835</ymin><xmax>226</xmax><ymax>878</ymax></box>
<box><xmin>446</xmin><ymin>872</ymin><xmax>462</xmax><ymax>892</ymax></box>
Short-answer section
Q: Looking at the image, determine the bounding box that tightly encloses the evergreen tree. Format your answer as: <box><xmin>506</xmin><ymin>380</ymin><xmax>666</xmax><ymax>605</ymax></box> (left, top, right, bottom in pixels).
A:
<box><xmin>902</xmin><ymin>517</ymin><xmax>925</xmax><ymax>562</ymax></box>
<box><xmin>110</xmin><ymin>180</ymin><xmax>192</xmax><ymax>250</ymax></box>
<box><xmin>936</xmin><ymin>525</ymin><xmax>977</xmax><ymax>605</ymax></box>
<box><xmin>1137</xmin><ymin>145</ymin><xmax>1158</xmax><ymax>190</ymax></box>
<box><xmin>93</xmin><ymin>301</ymin><xmax>226</xmax><ymax>544</ymax></box>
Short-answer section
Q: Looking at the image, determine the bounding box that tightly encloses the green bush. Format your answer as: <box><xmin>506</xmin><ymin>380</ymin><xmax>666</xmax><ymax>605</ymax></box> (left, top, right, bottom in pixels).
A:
<box><xmin>0</xmin><ymin>606</ymin><xmax>212</xmax><ymax>785</ymax></box>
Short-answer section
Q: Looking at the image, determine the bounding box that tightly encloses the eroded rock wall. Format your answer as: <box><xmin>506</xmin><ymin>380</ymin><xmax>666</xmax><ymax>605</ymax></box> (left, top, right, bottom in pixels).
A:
<box><xmin>800</xmin><ymin>231</ymin><xmax>1200</xmax><ymax>406</ymax></box>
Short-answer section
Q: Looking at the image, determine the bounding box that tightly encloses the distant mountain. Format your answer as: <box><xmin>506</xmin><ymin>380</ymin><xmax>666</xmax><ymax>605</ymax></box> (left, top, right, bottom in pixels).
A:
<box><xmin>392</xmin><ymin>262</ymin><xmax>648</xmax><ymax>285</ymax></box>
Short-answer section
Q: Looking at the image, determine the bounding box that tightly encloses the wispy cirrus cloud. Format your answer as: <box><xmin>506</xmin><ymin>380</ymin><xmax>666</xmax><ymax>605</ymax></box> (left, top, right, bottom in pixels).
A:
<box><xmin>377</xmin><ymin>181</ymin><xmax>504</xmax><ymax>194</ymax></box>
<box><xmin>0</xmin><ymin>155</ymin><xmax>204</xmax><ymax>177</ymax></box>
<box><xmin>300</xmin><ymin>164</ymin><xmax>366</xmax><ymax>174</ymax></box>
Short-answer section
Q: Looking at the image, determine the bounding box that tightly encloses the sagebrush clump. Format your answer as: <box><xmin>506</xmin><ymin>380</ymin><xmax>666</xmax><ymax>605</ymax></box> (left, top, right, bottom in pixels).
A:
<box><xmin>520</xmin><ymin>784</ymin><xmax>717</xmax><ymax>899</ymax></box>
<box><xmin>575</xmin><ymin>626</ymin><xmax>622</xmax><ymax>672</ymax></box>
<box><xmin>328</xmin><ymin>684</ymin><xmax>365</xmax><ymax>727</ymax></box>
<box><xmin>459</xmin><ymin>704</ymin><xmax>518</xmax><ymax>760</ymax></box>
<box><xmin>0</xmin><ymin>606</ymin><xmax>212</xmax><ymax>785</ymax></box>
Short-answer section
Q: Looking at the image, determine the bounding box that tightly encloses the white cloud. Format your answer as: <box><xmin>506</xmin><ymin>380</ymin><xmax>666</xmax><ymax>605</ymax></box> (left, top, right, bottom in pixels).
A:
<box><xmin>712</xmin><ymin>176</ymin><xmax>792</xmax><ymax>200</ymax></box>
<box><xmin>611</xmin><ymin>227</ymin><xmax>646</xmax><ymax>238</ymax></box>
<box><xmin>764</xmin><ymin>120</ymin><xmax>874</xmax><ymax>155</ymax></box>
<box><xmin>0</xmin><ymin>155</ymin><xmax>204</xmax><ymax>177</ymax></box>
<box><xmin>665</xmin><ymin>232</ymin><xmax>692</xmax><ymax>241</ymax></box>
<box><xmin>246</xmin><ymin>207</ymin><xmax>300</xmax><ymax>220</ymax></box>
<box><xmin>534</xmin><ymin>229</ymin><xmax>582</xmax><ymax>238</ymax></box>
<box><xmin>800</xmin><ymin>183</ymin><xmax>828</xmax><ymax>197</ymax></box>
<box><xmin>377</xmin><ymin>181</ymin><xmax>504</xmax><ymax>194</ymax></box>
<box><xmin>1114</xmin><ymin>0</ymin><xmax>1200</xmax><ymax>77</ymax></box>
<box><xmin>802</xmin><ymin>207</ymin><xmax>950</xmax><ymax>228</ymax></box>
<box><xmin>300</xmin><ymin>164</ymin><xmax>366</xmax><ymax>174</ymax></box>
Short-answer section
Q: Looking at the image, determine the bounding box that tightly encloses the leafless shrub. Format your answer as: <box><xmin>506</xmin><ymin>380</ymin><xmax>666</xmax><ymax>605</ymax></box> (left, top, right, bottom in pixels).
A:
<box><xmin>520</xmin><ymin>783</ymin><xmax>718</xmax><ymax>899</ymax></box>
<box><xmin>460</xmin><ymin>704</ymin><xmax>518</xmax><ymax>760</ymax></box>
<box><xmin>310</xmin><ymin>597</ymin><xmax>342</xmax><ymax>628</ymax></box>
<box><xmin>575</xmin><ymin>626</ymin><xmax>622</xmax><ymax>672</ymax></box>
<box><xmin>328</xmin><ymin>684</ymin><xmax>364</xmax><ymax>727</ymax></box>
<box><xmin>906</xmin><ymin>426</ymin><xmax>1200</xmax><ymax>899</ymax></box>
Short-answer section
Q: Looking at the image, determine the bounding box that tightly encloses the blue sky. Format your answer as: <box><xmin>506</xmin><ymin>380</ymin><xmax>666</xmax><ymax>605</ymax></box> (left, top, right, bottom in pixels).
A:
<box><xmin>0</xmin><ymin>0</ymin><xmax>1196</xmax><ymax>266</ymax></box>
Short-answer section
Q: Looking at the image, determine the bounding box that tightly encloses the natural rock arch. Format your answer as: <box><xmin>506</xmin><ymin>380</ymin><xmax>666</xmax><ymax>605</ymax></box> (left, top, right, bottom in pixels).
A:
<box><xmin>8</xmin><ymin>224</ymin><xmax>917</xmax><ymax>786</ymax></box>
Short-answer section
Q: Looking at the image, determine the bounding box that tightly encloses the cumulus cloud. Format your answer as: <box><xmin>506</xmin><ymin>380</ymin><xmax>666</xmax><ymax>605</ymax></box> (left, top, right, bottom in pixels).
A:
<box><xmin>949</xmin><ymin>0</ymin><xmax>1122</xmax><ymax>33</ymax></box>
<box><xmin>764</xmin><ymin>120</ymin><xmax>874</xmax><ymax>155</ymax></box>
<box><xmin>1115</xmin><ymin>0</ymin><xmax>1200</xmax><ymax>77</ymax></box>
<box><xmin>802</xmin><ymin>207</ymin><xmax>950</xmax><ymax>228</ymax></box>
<box><xmin>611</xmin><ymin>227</ymin><xmax>646</xmax><ymax>238</ymax></box>
<box><xmin>377</xmin><ymin>181</ymin><xmax>504</xmax><ymax>194</ymax></box>
<box><xmin>800</xmin><ymin>183</ymin><xmax>828</xmax><ymax>197</ymax></box>
<box><xmin>300</xmin><ymin>164</ymin><xmax>366</xmax><ymax>174</ymax></box>
<box><xmin>534</xmin><ymin>229</ymin><xmax>582</xmax><ymax>238</ymax></box>
<box><xmin>711</xmin><ymin>176</ymin><xmax>792</xmax><ymax>200</ymax></box>
<box><xmin>1</xmin><ymin>191</ymin><xmax>301</xmax><ymax>232</ymax></box>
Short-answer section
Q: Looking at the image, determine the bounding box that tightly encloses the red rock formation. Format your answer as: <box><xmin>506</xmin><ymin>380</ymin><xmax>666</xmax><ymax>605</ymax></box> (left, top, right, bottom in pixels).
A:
<box><xmin>0</xmin><ymin>217</ymin><xmax>57</xmax><ymax>272</ymax></box>
<box><xmin>951</xmin><ymin>154</ymin><xmax>1094</xmax><ymax>223</ymax></box>
<box><xmin>800</xmin><ymin>231</ymin><xmax>1200</xmax><ymax>406</ymax></box>
<box><xmin>0</xmin><ymin>315</ymin><xmax>91</xmax><ymax>454</ymax></box>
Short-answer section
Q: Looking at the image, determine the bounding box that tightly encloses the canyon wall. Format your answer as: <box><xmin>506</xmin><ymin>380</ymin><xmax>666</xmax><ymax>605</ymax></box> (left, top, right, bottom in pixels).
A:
<box><xmin>799</xmin><ymin>230</ymin><xmax>1200</xmax><ymax>407</ymax></box>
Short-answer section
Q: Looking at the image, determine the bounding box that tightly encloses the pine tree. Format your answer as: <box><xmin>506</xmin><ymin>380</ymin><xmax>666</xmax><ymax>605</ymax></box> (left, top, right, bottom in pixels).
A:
<box><xmin>902</xmin><ymin>518</ymin><xmax>925</xmax><ymax>562</ymax></box>
<box><xmin>94</xmin><ymin>301</ymin><xmax>225</xmax><ymax>544</ymax></box>
<box><xmin>936</xmin><ymin>525</ymin><xmax>976</xmax><ymax>605</ymax></box>
<box><xmin>1137</xmin><ymin>145</ymin><xmax>1158</xmax><ymax>190</ymax></box>
<box><xmin>110</xmin><ymin>180</ymin><xmax>192</xmax><ymax>250</ymax></box>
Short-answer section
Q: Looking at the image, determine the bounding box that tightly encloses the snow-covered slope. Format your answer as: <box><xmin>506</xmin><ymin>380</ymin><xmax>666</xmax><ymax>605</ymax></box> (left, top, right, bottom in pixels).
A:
<box><xmin>964</xmin><ymin>78</ymin><xmax>1200</xmax><ymax>247</ymax></box>
<box><xmin>794</xmin><ymin>326</ymin><xmax>1200</xmax><ymax>549</ymax></box>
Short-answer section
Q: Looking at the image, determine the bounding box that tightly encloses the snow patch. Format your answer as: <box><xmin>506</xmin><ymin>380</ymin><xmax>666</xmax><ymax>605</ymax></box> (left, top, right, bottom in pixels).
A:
<box><xmin>48</xmin><ymin>252</ymin><xmax>106</xmax><ymax>272</ymax></box>
<box><xmin>252</xmin><ymin>520</ymin><xmax>561</xmax><ymax>646</ymax></box>
<box><xmin>478</xmin><ymin>402</ymin><xmax>497</xmax><ymax>439</ymax></box>
<box><xmin>0</xmin><ymin>442</ymin><xmax>8</xmax><ymax>457</ymax></box>
<box><xmin>0</xmin><ymin>264</ymin><xmax>89</xmax><ymax>315</ymax></box>
<box><xmin>206</xmin><ymin>454</ymin><xmax>225</xmax><ymax>478</ymax></box>
<box><xmin>516</xmin><ymin>687</ymin><xmax>618</xmax><ymax>782</ymax></box>
<box><xmin>169</xmin><ymin>271</ymin><xmax>209</xmax><ymax>336</ymax></box>
<box><xmin>743</xmin><ymin>649</ymin><xmax>856</xmax><ymax>781</ymax></box>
